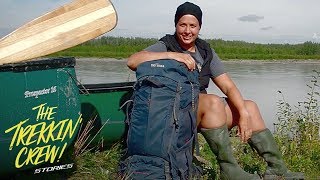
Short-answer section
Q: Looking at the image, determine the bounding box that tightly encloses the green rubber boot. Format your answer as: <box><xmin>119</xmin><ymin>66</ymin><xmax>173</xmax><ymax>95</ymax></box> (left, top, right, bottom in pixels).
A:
<box><xmin>249</xmin><ymin>129</ymin><xmax>305</xmax><ymax>180</ymax></box>
<box><xmin>201</xmin><ymin>125</ymin><xmax>260</xmax><ymax>180</ymax></box>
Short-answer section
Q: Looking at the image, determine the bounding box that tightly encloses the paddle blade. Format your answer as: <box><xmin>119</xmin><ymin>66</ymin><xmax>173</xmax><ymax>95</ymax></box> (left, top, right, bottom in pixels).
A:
<box><xmin>0</xmin><ymin>0</ymin><xmax>117</xmax><ymax>65</ymax></box>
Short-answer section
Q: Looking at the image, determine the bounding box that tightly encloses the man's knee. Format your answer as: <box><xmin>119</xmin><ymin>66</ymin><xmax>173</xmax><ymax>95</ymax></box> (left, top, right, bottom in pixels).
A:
<box><xmin>197</xmin><ymin>94</ymin><xmax>227</xmax><ymax>128</ymax></box>
<box><xmin>200</xmin><ymin>94</ymin><xmax>225</xmax><ymax>111</ymax></box>
<box><xmin>244</xmin><ymin>100</ymin><xmax>259</xmax><ymax>113</ymax></box>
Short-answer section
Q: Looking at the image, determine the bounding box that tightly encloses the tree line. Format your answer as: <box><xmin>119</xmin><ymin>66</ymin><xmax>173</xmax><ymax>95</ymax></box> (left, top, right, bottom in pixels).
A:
<box><xmin>51</xmin><ymin>36</ymin><xmax>320</xmax><ymax>60</ymax></box>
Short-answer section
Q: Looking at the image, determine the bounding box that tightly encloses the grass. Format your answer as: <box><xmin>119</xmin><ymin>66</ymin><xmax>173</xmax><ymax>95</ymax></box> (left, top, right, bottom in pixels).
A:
<box><xmin>69</xmin><ymin>143</ymin><xmax>122</xmax><ymax>180</ymax></box>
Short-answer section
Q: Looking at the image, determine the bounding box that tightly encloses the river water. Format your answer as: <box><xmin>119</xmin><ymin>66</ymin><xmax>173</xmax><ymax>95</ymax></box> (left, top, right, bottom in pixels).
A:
<box><xmin>75</xmin><ymin>58</ymin><xmax>320</xmax><ymax>131</ymax></box>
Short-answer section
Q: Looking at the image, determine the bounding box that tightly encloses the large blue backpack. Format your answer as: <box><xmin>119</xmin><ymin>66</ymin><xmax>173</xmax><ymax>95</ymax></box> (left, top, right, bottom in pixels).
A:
<box><xmin>120</xmin><ymin>59</ymin><xmax>200</xmax><ymax>179</ymax></box>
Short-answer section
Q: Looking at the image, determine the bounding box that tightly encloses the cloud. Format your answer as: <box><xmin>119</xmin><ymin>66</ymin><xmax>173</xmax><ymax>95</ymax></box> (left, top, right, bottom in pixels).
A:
<box><xmin>238</xmin><ymin>14</ymin><xmax>264</xmax><ymax>22</ymax></box>
<box><xmin>260</xmin><ymin>26</ymin><xmax>273</xmax><ymax>31</ymax></box>
<box><xmin>312</xmin><ymin>33</ymin><xmax>320</xmax><ymax>41</ymax></box>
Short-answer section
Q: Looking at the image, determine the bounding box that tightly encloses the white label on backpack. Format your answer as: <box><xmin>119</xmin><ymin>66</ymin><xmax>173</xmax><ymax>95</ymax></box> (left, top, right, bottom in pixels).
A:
<box><xmin>150</xmin><ymin>63</ymin><xmax>164</xmax><ymax>68</ymax></box>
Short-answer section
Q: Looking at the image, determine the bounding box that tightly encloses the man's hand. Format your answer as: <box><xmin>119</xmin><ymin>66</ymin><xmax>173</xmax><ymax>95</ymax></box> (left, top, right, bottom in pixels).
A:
<box><xmin>237</xmin><ymin>110</ymin><xmax>252</xmax><ymax>143</ymax></box>
<box><xmin>167</xmin><ymin>52</ymin><xmax>196</xmax><ymax>71</ymax></box>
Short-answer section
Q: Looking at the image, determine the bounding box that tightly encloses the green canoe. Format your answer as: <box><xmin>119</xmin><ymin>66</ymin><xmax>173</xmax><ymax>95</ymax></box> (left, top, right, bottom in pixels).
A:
<box><xmin>78</xmin><ymin>81</ymin><xmax>134</xmax><ymax>146</ymax></box>
<box><xmin>0</xmin><ymin>57</ymin><xmax>134</xmax><ymax>176</ymax></box>
<box><xmin>0</xmin><ymin>57</ymin><xmax>81</xmax><ymax>175</ymax></box>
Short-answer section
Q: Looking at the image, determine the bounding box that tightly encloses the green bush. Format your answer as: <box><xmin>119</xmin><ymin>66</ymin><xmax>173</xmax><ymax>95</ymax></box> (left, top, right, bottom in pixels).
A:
<box><xmin>274</xmin><ymin>70</ymin><xmax>320</xmax><ymax>179</ymax></box>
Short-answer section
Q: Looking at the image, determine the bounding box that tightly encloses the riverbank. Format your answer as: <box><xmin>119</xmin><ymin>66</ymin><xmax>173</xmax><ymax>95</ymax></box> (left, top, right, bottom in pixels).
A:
<box><xmin>72</xmin><ymin>68</ymin><xmax>320</xmax><ymax>179</ymax></box>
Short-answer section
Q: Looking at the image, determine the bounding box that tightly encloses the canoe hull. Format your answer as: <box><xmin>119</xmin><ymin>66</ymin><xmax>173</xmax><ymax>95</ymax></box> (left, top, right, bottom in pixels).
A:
<box><xmin>0</xmin><ymin>57</ymin><xmax>81</xmax><ymax>175</ymax></box>
<box><xmin>79</xmin><ymin>82</ymin><xmax>134</xmax><ymax>146</ymax></box>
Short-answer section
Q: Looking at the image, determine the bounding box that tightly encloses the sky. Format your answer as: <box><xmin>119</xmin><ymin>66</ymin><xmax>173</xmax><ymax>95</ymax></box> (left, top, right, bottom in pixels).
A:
<box><xmin>1</xmin><ymin>0</ymin><xmax>320</xmax><ymax>44</ymax></box>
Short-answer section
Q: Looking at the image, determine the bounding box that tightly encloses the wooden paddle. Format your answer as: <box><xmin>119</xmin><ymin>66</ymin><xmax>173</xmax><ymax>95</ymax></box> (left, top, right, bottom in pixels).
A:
<box><xmin>0</xmin><ymin>0</ymin><xmax>117</xmax><ymax>65</ymax></box>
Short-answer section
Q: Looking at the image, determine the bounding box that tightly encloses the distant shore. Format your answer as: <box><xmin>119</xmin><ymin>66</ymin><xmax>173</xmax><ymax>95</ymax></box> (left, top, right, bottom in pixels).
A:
<box><xmin>50</xmin><ymin>36</ymin><xmax>320</xmax><ymax>60</ymax></box>
<box><xmin>75</xmin><ymin>57</ymin><xmax>320</xmax><ymax>64</ymax></box>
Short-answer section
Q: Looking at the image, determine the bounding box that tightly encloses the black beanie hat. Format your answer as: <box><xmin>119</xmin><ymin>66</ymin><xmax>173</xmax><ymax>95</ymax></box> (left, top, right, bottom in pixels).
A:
<box><xmin>174</xmin><ymin>2</ymin><xmax>202</xmax><ymax>27</ymax></box>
